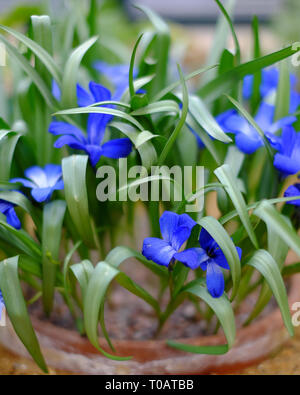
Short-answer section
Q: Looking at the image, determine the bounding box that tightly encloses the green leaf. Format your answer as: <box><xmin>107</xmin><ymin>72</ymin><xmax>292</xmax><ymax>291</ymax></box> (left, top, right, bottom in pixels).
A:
<box><xmin>199</xmin><ymin>216</ymin><xmax>241</xmax><ymax>300</ymax></box>
<box><xmin>158</xmin><ymin>65</ymin><xmax>188</xmax><ymax>165</ymax></box>
<box><xmin>189</xmin><ymin>95</ymin><xmax>232</xmax><ymax>143</ymax></box>
<box><xmin>42</xmin><ymin>200</ymin><xmax>66</xmax><ymax>315</ymax></box>
<box><xmin>0</xmin><ymin>190</ymin><xmax>41</xmax><ymax>231</ymax></box>
<box><xmin>129</xmin><ymin>34</ymin><xmax>143</xmax><ymax>99</ymax></box>
<box><xmin>110</xmin><ymin>122</ymin><xmax>157</xmax><ymax>169</ymax></box>
<box><xmin>254</xmin><ymin>200</ymin><xmax>300</xmax><ymax>257</ymax></box>
<box><xmin>0</xmin><ymin>256</ymin><xmax>48</xmax><ymax>373</ymax></box>
<box><xmin>246</xmin><ymin>249</ymin><xmax>294</xmax><ymax>336</ymax></box>
<box><xmin>275</xmin><ymin>59</ymin><xmax>290</xmax><ymax>120</ymax></box>
<box><xmin>0</xmin><ymin>130</ymin><xmax>21</xmax><ymax>181</ymax></box>
<box><xmin>214</xmin><ymin>0</ymin><xmax>240</xmax><ymax>63</ymax></box>
<box><xmin>70</xmin><ymin>259</ymin><xmax>94</xmax><ymax>300</ymax></box>
<box><xmin>62</xmin><ymin>155</ymin><xmax>96</xmax><ymax>248</ymax></box>
<box><xmin>130</xmin><ymin>100</ymin><xmax>179</xmax><ymax>116</ymax></box>
<box><xmin>0</xmin><ymin>23</ymin><xmax>61</xmax><ymax>84</ymax></box>
<box><xmin>0</xmin><ymin>219</ymin><xmax>41</xmax><ymax>259</ymax></box>
<box><xmin>199</xmin><ymin>45</ymin><xmax>300</xmax><ymax>102</ymax></box>
<box><xmin>55</xmin><ymin>106</ymin><xmax>144</xmax><ymax>131</ymax></box>
<box><xmin>0</xmin><ymin>34</ymin><xmax>57</xmax><ymax>108</ymax></box>
<box><xmin>135</xmin><ymin>4</ymin><xmax>170</xmax><ymax>97</ymax></box>
<box><xmin>83</xmin><ymin>261</ymin><xmax>131</xmax><ymax>361</ymax></box>
<box><xmin>153</xmin><ymin>64</ymin><xmax>218</xmax><ymax>102</ymax></box>
<box><xmin>215</xmin><ymin>164</ymin><xmax>258</xmax><ymax>248</ymax></box>
<box><xmin>168</xmin><ymin>278</ymin><xmax>236</xmax><ymax>354</ymax></box>
<box><xmin>30</xmin><ymin>15</ymin><xmax>55</xmax><ymax>87</ymax></box>
<box><xmin>186</xmin><ymin>115</ymin><xmax>222</xmax><ymax>165</ymax></box>
<box><xmin>61</xmin><ymin>36</ymin><xmax>98</xmax><ymax>108</ymax></box>
<box><xmin>105</xmin><ymin>245</ymin><xmax>168</xmax><ymax>279</ymax></box>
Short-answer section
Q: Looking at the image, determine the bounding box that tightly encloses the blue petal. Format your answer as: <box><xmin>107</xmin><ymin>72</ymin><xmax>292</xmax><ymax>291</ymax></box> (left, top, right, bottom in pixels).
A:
<box><xmin>0</xmin><ymin>290</ymin><xmax>4</xmax><ymax>320</ymax></box>
<box><xmin>159</xmin><ymin>211</ymin><xmax>179</xmax><ymax>243</ymax></box>
<box><xmin>284</xmin><ymin>184</ymin><xmax>300</xmax><ymax>206</ymax></box>
<box><xmin>274</xmin><ymin>154</ymin><xmax>300</xmax><ymax>176</ymax></box>
<box><xmin>255</xmin><ymin>102</ymin><xmax>274</xmax><ymax>130</ymax></box>
<box><xmin>159</xmin><ymin>211</ymin><xmax>196</xmax><ymax>250</ymax></box>
<box><xmin>9</xmin><ymin>177</ymin><xmax>36</xmax><ymax>189</ymax></box>
<box><xmin>199</xmin><ymin>228</ymin><xmax>216</xmax><ymax>251</ymax></box>
<box><xmin>0</xmin><ymin>199</ymin><xmax>13</xmax><ymax>214</ymax></box>
<box><xmin>49</xmin><ymin>121</ymin><xmax>86</xmax><ymax>143</ymax></box>
<box><xmin>52</xmin><ymin>80</ymin><xmax>61</xmax><ymax>101</ymax></box>
<box><xmin>174</xmin><ymin>247</ymin><xmax>209</xmax><ymax>270</ymax></box>
<box><xmin>77</xmin><ymin>84</ymin><xmax>94</xmax><ymax>107</ymax></box>
<box><xmin>84</xmin><ymin>145</ymin><xmax>103</xmax><ymax>167</ymax></box>
<box><xmin>213</xmin><ymin>248</ymin><xmax>230</xmax><ymax>269</ymax></box>
<box><xmin>235</xmin><ymin>132</ymin><xmax>262</xmax><ymax>154</ymax></box>
<box><xmin>206</xmin><ymin>262</ymin><xmax>225</xmax><ymax>298</ymax></box>
<box><xmin>25</xmin><ymin>166</ymin><xmax>47</xmax><ymax>188</ymax></box>
<box><xmin>242</xmin><ymin>74</ymin><xmax>253</xmax><ymax>99</ymax></box>
<box><xmin>54</xmin><ymin>135</ymin><xmax>86</xmax><ymax>151</ymax></box>
<box><xmin>87</xmin><ymin>82</ymin><xmax>113</xmax><ymax>145</ymax></box>
<box><xmin>260</xmin><ymin>68</ymin><xmax>278</xmax><ymax>97</ymax></box>
<box><xmin>44</xmin><ymin>164</ymin><xmax>62</xmax><ymax>187</ymax></box>
<box><xmin>6</xmin><ymin>207</ymin><xmax>21</xmax><ymax>229</ymax></box>
<box><xmin>142</xmin><ymin>237</ymin><xmax>176</xmax><ymax>267</ymax></box>
<box><xmin>101</xmin><ymin>138</ymin><xmax>132</xmax><ymax>159</ymax></box>
<box><xmin>31</xmin><ymin>187</ymin><xmax>53</xmax><ymax>203</ymax></box>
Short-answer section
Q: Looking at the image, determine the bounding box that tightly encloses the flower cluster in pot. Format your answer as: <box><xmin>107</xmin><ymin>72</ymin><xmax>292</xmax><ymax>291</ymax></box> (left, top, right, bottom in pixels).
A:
<box><xmin>0</xmin><ymin>1</ymin><xmax>299</xmax><ymax>372</ymax></box>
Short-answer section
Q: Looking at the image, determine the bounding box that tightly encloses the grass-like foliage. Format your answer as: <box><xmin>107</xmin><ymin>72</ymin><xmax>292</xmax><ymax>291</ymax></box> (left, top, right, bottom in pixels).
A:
<box><xmin>0</xmin><ymin>0</ymin><xmax>299</xmax><ymax>372</ymax></box>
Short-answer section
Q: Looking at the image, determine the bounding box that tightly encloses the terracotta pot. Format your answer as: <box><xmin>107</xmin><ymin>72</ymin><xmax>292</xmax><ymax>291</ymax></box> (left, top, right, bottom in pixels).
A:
<box><xmin>1</xmin><ymin>273</ymin><xmax>300</xmax><ymax>375</ymax></box>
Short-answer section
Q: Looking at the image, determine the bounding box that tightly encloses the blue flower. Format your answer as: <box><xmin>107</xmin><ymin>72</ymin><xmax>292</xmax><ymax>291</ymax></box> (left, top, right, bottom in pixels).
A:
<box><xmin>174</xmin><ymin>228</ymin><xmax>242</xmax><ymax>298</ymax></box>
<box><xmin>243</xmin><ymin>67</ymin><xmax>300</xmax><ymax>112</ymax></box>
<box><xmin>217</xmin><ymin>102</ymin><xmax>296</xmax><ymax>154</ymax></box>
<box><xmin>273</xmin><ymin>126</ymin><xmax>300</xmax><ymax>176</ymax></box>
<box><xmin>93</xmin><ymin>61</ymin><xmax>136</xmax><ymax>100</ymax></box>
<box><xmin>142</xmin><ymin>211</ymin><xmax>196</xmax><ymax>267</ymax></box>
<box><xmin>0</xmin><ymin>290</ymin><xmax>4</xmax><ymax>320</ymax></box>
<box><xmin>49</xmin><ymin>81</ymin><xmax>132</xmax><ymax>167</ymax></box>
<box><xmin>0</xmin><ymin>198</ymin><xmax>21</xmax><ymax>230</ymax></box>
<box><xmin>284</xmin><ymin>183</ymin><xmax>300</xmax><ymax>206</ymax></box>
<box><xmin>11</xmin><ymin>165</ymin><xmax>64</xmax><ymax>203</ymax></box>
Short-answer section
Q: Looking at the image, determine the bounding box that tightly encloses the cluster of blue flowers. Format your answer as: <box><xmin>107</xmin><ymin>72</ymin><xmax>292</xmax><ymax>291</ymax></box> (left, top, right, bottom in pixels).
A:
<box><xmin>142</xmin><ymin>211</ymin><xmax>241</xmax><ymax>298</ymax></box>
<box><xmin>0</xmin><ymin>62</ymin><xmax>134</xmax><ymax>230</ymax></box>
<box><xmin>217</xmin><ymin>68</ymin><xmax>300</xmax><ymax>175</ymax></box>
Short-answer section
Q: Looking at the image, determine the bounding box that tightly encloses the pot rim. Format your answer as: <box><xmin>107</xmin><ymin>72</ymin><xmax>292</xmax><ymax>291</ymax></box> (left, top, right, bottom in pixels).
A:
<box><xmin>28</xmin><ymin>273</ymin><xmax>300</xmax><ymax>363</ymax></box>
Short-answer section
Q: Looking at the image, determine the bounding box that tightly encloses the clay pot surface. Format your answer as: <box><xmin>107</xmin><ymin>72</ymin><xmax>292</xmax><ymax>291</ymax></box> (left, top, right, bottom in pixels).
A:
<box><xmin>1</xmin><ymin>274</ymin><xmax>300</xmax><ymax>374</ymax></box>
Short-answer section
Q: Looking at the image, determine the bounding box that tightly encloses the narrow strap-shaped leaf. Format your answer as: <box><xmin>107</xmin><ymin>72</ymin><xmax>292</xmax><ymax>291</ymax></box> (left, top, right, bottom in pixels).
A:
<box><xmin>105</xmin><ymin>245</ymin><xmax>168</xmax><ymax>278</ymax></box>
<box><xmin>61</xmin><ymin>36</ymin><xmax>98</xmax><ymax>108</ymax></box>
<box><xmin>168</xmin><ymin>279</ymin><xmax>236</xmax><ymax>354</ymax></box>
<box><xmin>131</xmin><ymin>100</ymin><xmax>179</xmax><ymax>116</ymax></box>
<box><xmin>129</xmin><ymin>34</ymin><xmax>143</xmax><ymax>99</ymax></box>
<box><xmin>189</xmin><ymin>95</ymin><xmax>232</xmax><ymax>143</ymax></box>
<box><xmin>0</xmin><ymin>130</ymin><xmax>21</xmax><ymax>181</ymax></box>
<box><xmin>55</xmin><ymin>106</ymin><xmax>144</xmax><ymax>131</ymax></box>
<box><xmin>199</xmin><ymin>216</ymin><xmax>241</xmax><ymax>300</ymax></box>
<box><xmin>70</xmin><ymin>260</ymin><xmax>94</xmax><ymax>301</ymax></box>
<box><xmin>254</xmin><ymin>200</ymin><xmax>300</xmax><ymax>257</ymax></box>
<box><xmin>158</xmin><ymin>65</ymin><xmax>188</xmax><ymax>165</ymax></box>
<box><xmin>0</xmin><ymin>190</ymin><xmax>41</xmax><ymax>232</ymax></box>
<box><xmin>274</xmin><ymin>59</ymin><xmax>290</xmax><ymax>120</ymax></box>
<box><xmin>62</xmin><ymin>155</ymin><xmax>96</xmax><ymax>248</ymax></box>
<box><xmin>215</xmin><ymin>164</ymin><xmax>258</xmax><ymax>248</ymax></box>
<box><xmin>0</xmin><ymin>256</ymin><xmax>48</xmax><ymax>373</ymax></box>
<box><xmin>246</xmin><ymin>249</ymin><xmax>294</xmax><ymax>336</ymax></box>
<box><xmin>153</xmin><ymin>64</ymin><xmax>218</xmax><ymax>102</ymax></box>
<box><xmin>0</xmin><ymin>34</ymin><xmax>57</xmax><ymax>108</ymax></box>
<box><xmin>0</xmin><ymin>219</ymin><xmax>41</xmax><ymax>259</ymax></box>
<box><xmin>199</xmin><ymin>45</ymin><xmax>300</xmax><ymax>102</ymax></box>
<box><xmin>42</xmin><ymin>200</ymin><xmax>66</xmax><ymax>315</ymax></box>
<box><xmin>110</xmin><ymin>122</ymin><xmax>157</xmax><ymax>169</ymax></box>
<box><xmin>0</xmin><ymin>24</ymin><xmax>61</xmax><ymax>84</ymax></box>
